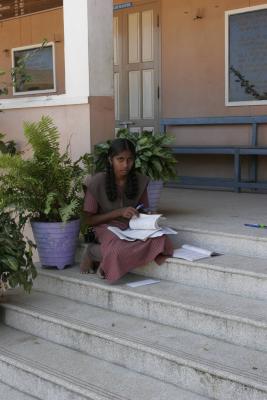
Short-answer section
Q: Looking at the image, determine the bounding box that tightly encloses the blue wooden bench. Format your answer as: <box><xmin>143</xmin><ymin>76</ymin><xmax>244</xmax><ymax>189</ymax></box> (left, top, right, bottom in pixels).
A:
<box><xmin>160</xmin><ymin>116</ymin><xmax>267</xmax><ymax>192</ymax></box>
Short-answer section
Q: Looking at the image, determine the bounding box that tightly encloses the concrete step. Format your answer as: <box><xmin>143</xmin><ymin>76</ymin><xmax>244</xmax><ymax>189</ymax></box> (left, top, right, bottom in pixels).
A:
<box><xmin>0</xmin><ymin>324</ymin><xmax>210</xmax><ymax>400</ymax></box>
<box><xmin>34</xmin><ymin>266</ymin><xmax>267</xmax><ymax>351</ymax></box>
<box><xmin>170</xmin><ymin>226</ymin><xmax>267</xmax><ymax>259</ymax></box>
<box><xmin>1</xmin><ymin>290</ymin><xmax>267</xmax><ymax>400</ymax></box>
<box><xmin>133</xmin><ymin>254</ymin><xmax>267</xmax><ymax>301</ymax></box>
<box><xmin>160</xmin><ymin>188</ymin><xmax>267</xmax><ymax>259</ymax></box>
<box><xmin>0</xmin><ymin>381</ymin><xmax>38</xmax><ymax>399</ymax></box>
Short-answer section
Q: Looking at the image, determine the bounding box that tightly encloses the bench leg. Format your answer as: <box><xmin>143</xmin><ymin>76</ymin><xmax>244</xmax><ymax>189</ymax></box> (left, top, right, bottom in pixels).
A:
<box><xmin>234</xmin><ymin>151</ymin><xmax>241</xmax><ymax>193</ymax></box>
<box><xmin>250</xmin><ymin>155</ymin><xmax>258</xmax><ymax>189</ymax></box>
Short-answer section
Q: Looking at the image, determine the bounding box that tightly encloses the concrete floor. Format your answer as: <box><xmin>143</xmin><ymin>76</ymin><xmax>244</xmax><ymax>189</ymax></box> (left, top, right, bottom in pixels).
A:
<box><xmin>159</xmin><ymin>188</ymin><xmax>267</xmax><ymax>237</ymax></box>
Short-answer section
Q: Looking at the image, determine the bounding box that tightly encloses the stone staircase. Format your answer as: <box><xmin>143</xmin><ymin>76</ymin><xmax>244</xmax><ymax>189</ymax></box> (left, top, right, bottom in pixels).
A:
<box><xmin>1</xmin><ymin>214</ymin><xmax>267</xmax><ymax>399</ymax></box>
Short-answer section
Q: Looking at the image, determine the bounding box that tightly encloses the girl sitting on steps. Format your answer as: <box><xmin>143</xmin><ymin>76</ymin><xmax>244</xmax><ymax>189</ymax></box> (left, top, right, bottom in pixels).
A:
<box><xmin>80</xmin><ymin>138</ymin><xmax>173</xmax><ymax>283</ymax></box>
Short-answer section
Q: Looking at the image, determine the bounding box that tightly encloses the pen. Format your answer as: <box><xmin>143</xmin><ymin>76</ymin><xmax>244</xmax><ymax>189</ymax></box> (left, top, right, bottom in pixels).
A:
<box><xmin>244</xmin><ymin>223</ymin><xmax>267</xmax><ymax>229</ymax></box>
<box><xmin>136</xmin><ymin>203</ymin><xmax>144</xmax><ymax>210</ymax></box>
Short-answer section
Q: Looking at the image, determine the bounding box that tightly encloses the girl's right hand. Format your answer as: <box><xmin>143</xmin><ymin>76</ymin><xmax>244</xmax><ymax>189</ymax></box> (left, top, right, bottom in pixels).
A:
<box><xmin>120</xmin><ymin>207</ymin><xmax>139</xmax><ymax>219</ymax></box>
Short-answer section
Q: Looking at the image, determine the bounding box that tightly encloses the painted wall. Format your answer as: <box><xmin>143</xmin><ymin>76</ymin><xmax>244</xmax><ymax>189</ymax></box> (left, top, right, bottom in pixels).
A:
<box><xmin>0</xmin><ymin>7</ymin><xmax>65</xmax><ymax>98</ymax></box>
<box><xmin>0</xmin><ymin>101</ymin><xmax>114</xmax><ymax>156</ymax></box>
<box><xmin>160</xmin><ymin>0</ymin><xmax>267</xmax><ymax>179</ymax></box>
<box><xmin>0</xmin><ymin>4</ymin><xmax>114</xmax><ymax>158</ymax></box>
<box><xmin>0</xmin><ymin>105</ymin><xmax>90</xmax><ymax>158</ymax></box>
<box><xmin>161</xmin><ymin>0</ymin><xmax>267</xmax><ymax>120</ymax></box>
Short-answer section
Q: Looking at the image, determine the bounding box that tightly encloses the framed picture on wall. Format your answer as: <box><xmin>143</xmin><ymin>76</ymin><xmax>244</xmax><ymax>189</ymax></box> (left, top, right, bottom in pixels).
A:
<box><xmin>12</xmin><ymin>42</ymin><xmax>56</xmax><ymax>95</ymax></box>
<box><xmin>225</xmin><ymin>4</ymin><xmax>267</xmax><ymax>106</ymax></box>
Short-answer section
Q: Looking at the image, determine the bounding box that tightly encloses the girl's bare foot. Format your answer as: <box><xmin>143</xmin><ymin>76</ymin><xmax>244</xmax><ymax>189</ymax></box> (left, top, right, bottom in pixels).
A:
<box><xmin>80</xmin><ymin>254</ymin><xmax>95</xmax><ymax>274</ymax></box>
<box><xmin>96</xmin><ymin>266</ymin><xmax>105</xmax><ymax>279</ymax></box>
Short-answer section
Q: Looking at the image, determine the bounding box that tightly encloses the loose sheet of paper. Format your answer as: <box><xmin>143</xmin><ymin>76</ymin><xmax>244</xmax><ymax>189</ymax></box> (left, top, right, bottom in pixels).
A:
<box><xmin>108</xmin><ymin>225</ymin><xmax>177</xmax><ymax>241</ymax></box>
<box><xmin>126</xmin><ymin>279</ymin><xmax>161</xmax><ymax>288</ymax></box>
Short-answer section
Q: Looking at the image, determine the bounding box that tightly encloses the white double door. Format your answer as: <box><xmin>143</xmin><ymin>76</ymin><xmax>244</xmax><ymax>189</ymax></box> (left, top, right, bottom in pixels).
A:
<box><xmin>113</xmin><ymin>1</ymin><xmax>160</xmax><ymax>134</ymax></box>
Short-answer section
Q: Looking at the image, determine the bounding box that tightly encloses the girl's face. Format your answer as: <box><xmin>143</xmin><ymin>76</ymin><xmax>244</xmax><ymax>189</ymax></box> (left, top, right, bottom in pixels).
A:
<box><xmin>110</xmin><ymin>149</ymin><xmax>135</xmax><ymax>178</ymax></box>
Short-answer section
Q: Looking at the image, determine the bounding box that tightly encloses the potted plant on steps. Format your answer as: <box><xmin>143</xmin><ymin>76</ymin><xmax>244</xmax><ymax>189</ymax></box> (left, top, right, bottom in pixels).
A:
<box><xmin>0</xmin><ymin>116</ymin><xmax>93</xmax><ymax>270</ymax></box>
<box><xmin>0</xmin><ymin>210</ymin><xmax>37</xmax><ymax>297</ymax></box>
<box><xmin>94</xmin><ymin>130</ymin><xmax>177</xmax><ymax>212</ymax></box>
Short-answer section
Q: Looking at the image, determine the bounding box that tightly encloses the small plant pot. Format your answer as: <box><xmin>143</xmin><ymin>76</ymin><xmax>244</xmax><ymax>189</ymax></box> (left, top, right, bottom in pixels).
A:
<box><xmin>147</xmin><ymin>180</ymin><xmax>163</xmax><ymax>212</ymax></box>
<box><xmin>31</xmin><ymin>219</ymin><xmax>80</xmax><ymax>270</ymax></box>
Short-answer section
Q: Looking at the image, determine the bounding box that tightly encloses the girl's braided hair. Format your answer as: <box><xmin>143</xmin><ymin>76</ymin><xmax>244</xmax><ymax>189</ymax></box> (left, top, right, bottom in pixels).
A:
<box><xmin>106</xmin><ymin>138</ymin><xmax>138</xmax><ymax>201</ymax></box>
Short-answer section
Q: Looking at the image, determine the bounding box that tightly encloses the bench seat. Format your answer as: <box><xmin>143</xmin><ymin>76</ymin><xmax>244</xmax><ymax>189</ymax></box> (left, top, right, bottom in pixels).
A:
<box><xmin>161</xmin><ymin>116</ymin><xmax>267</xmax><ymax>192</ymax></box>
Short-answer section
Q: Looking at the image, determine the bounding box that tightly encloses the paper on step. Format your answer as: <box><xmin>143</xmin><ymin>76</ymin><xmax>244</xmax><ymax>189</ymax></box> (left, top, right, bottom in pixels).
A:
<box><xmin>173</xmin><ymin>244</ymin><xmax>220</xmax><ymax>261</ymax></box>
<box><xmin>126</xmin><ymin>279</ymin><xmax>160</xmax><ymax>288</ymax></box>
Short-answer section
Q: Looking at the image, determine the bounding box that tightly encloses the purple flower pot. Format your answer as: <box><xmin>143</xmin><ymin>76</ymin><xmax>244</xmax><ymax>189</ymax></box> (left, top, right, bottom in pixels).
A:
<box><xmin>147</xmin><ymin>180</ymin><xmax>163</xmax><ymax>212</ymax></box>
<box><xmin>31</xmin><ymin>219</ymin><xmax>80</xmax><ymax>270</ymax></box>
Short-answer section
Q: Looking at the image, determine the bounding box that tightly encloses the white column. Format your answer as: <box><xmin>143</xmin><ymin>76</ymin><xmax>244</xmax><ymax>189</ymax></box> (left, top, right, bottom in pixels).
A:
<box><xmin>63</xmin><ymin>0</ymin><xmax>90</xmax><ymax>97</ymax></box>
<box><xmin>87</xmin><ymin>0</ymin><xmax>114</xmax><ymax>97</ymax></box>
<box><xmin>63</xmin><ymin>0</ymin><xmax>113</xmax><ymax>98</ymax></box>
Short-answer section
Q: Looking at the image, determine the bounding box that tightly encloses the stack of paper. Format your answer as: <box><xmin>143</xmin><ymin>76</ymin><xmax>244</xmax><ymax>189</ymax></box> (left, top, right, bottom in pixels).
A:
<box><xmin>108</xmin><ymin>213</ymin><xmax>177</xmax><ymax>241</ymax></box>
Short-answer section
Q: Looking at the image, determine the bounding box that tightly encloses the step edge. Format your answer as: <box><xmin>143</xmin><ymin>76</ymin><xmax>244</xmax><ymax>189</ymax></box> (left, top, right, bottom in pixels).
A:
<box><xmin>0</xmin><ymin>346</ymin><xmax>127</xmax><ymax>400</ymax></box>
<box><xmin>35</xmin><ymin>272</ymin><xmax>267</xmax><ymax>328</ymax></box>
<box><xmin>3</xmin><ymin>302</ymin><xmax>267</xmax><ymax>393</ymax></box>
<box><xmin>166</xmin><ymin>258</ymin><xmax>267</xmax><ymax>280</ymax></box>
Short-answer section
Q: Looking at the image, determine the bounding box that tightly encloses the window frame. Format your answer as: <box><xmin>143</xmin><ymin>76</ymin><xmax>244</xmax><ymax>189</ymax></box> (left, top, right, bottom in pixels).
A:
<box><xmin>11</xmin><ymin>42</ymin><xmax>57</xmax><ymax>96</ymax></box>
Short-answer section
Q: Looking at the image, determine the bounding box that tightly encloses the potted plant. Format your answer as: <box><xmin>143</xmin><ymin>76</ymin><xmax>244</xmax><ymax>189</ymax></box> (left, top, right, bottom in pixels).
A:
<box><xmin>0</xmin><ymin>210</ymin><xmax>37</xmax><ymax>297</ymax></box>
<box><xmin>0</xmin><ymin>116</ymin><xmax>93</xmax><ymax>269</ymax></box>
<box><xmin>94</xmin><ymin>129</ymin><xmax>177</xmax><ymax>211</ymax></box>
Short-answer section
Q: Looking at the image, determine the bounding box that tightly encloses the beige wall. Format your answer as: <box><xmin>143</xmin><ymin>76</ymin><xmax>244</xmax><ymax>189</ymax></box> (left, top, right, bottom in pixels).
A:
<box><xmin>0</xmin><ymin>105</ymin><xmax>91</xmax><ymax>158</ymax></box>
<box><xmin>160</xmin><ymin>0</ymin><xmax>267</xmax><ymax>179</ymax></box>
<box><xmin>0</xmin><ymin>101</ymin><xmax>114</xmax><ymax>157</ymax></box>
<box><xmin>0</xmin><ymin>5</ymin><xmax>114</xmax><ymax>158</ymax></box>
<box><xmin>0</xmin><ymin>8</ymin><xmax>65</xmax><ymax>98</ymax></box>
<box><xmin>161</xmin><ymin>0</ymin><xmax>267</xmax><ymax>119</ymax></box>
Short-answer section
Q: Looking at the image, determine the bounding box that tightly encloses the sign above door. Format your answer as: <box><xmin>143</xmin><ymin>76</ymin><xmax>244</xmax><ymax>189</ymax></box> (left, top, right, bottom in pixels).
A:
<box><xmin>114</xmin><ymin>2</ymin><xmax>133</xmax><ymax>11</ymax></box>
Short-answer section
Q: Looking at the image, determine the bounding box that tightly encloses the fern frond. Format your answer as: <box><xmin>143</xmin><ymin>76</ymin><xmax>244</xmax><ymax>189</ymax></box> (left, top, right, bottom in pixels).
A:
<box><xmin>24</xmin><ymin>116</ymin><xmax>60</xmax><ymax>160</ymax></box>
<box><xmin>59</xmin><ymin>199</ymin><xmax>80</xmax><ymax>223</ymax></box>
<box><xmin>44</xmin><ymin>192</ymin><xmax>57</xmax><ymax>216</ymax></box>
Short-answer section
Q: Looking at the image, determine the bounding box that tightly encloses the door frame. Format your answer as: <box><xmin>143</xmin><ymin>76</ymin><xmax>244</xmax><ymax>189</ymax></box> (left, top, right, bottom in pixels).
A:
<box><xmin>113</xmin><ymin>0</ymin><xmax>161</xmax><ymax>133</ymax></box>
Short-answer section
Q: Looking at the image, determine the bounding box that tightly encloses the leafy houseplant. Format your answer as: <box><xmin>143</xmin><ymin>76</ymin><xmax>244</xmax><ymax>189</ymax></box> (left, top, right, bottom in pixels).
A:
<box><xmin>94</xmin><ymin>129</ymin><xmax>177</xmax><ymax>211</ymax></box>
<box><xmin>95</xmin><ymin>129</ymin><xmax>177</xmax><ymax>181</ymax></box>
<box><xmin>0</xmin><ymin>116</ymin><xmax>93</xmax><ymax>269</ymax></box>
<box><xmin>0</xmin><ymin>210</ymin><xmax>37</xmax><ymax>296</ymax></box>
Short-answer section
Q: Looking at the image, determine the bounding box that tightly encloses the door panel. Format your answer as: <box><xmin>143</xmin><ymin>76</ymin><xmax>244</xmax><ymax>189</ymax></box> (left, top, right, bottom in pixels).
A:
<box><xmin>114</xmin><ymin>1</ymin><xmax>159</xmax><ymax>133</ymax></box>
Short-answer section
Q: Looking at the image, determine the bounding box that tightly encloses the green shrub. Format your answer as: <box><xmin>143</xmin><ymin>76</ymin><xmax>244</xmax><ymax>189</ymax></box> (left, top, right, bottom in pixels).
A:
<box><xmin>0</xmin><ymin>116</ymin><xmax>94</xmax><ymax>223</ymax></box>
<box><xmin>0</xmin><ymin>211</ymin><xmax>37</xmax><ymax>295</ymax></box>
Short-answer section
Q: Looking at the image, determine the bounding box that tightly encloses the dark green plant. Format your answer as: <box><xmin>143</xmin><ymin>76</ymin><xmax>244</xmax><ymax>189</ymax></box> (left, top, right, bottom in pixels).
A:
<box><xmin>0</xmin><ymin>116</ymin><xmax>94</xmax><ymax>223</ymax></box>
<box><xmin>0</xmin><ymin>133</ymin><xmax>16</xmax><ymax>155</ymax></box>
<box><xmin>94</xmin><ymin>129</ymin><xmax>177</xmax><ymax>181</ymax></box>
<box><xmin>0</xmin><ymin>210</ymin><xmax>37</xmax><ymax>295</ymax></box>
<box><xmin>0</xmin><ymin>69</ymin><xmax>8</xmax><ymax>97</ymax></box>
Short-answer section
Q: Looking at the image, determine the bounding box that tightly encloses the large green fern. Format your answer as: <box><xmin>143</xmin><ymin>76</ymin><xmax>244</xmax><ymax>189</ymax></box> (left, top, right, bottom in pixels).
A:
<box><xmin>0</xmin><ymin>116</ymin><xmax>93</xmax><ymax>222</ymax></box>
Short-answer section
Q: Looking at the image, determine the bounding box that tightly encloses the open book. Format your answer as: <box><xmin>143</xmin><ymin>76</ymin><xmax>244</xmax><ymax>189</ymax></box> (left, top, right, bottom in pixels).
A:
<box><xmin>173</xmin><ymin>244</ymin><xmax>220</xmax><ymax>261</ymax></box>
<box><xmin>108</xmin><ymin>213</ymin><xmax>177</xmax><ymax>241</ymax></box>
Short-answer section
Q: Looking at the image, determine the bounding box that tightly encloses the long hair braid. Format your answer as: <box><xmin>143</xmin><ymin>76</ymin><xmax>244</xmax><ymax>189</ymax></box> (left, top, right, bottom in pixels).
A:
<box><xmin>105</xmin><ymin>138</ymin><xmax>138</xmax><ymax>202</ymax></box>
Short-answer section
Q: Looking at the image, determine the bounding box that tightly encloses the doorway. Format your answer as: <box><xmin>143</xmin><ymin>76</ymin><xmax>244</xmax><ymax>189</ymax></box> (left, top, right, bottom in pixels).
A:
<box><xmin>113</xmin><ymin>1</ymin><xmax>160</xmax><ymax>133</ymax></box>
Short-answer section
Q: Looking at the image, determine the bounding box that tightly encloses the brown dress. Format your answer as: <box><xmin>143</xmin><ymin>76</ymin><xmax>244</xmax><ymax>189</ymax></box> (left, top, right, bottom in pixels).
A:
<box><xmin>84</xmin><ymin>172</ymin><xmax>173</xmax><ymax>283</ymax></box>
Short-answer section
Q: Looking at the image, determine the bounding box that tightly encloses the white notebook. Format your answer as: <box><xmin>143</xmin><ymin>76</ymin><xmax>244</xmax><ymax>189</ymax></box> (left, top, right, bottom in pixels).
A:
<box><xmin>108</xmin><ymin>213</ymin><xmax>177</xmax><ymax>241</ymax></box>
<box><xmin>173</xmin><ymin>244</ymin><xmax>219</xmax><ymax>261</ymax></box>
